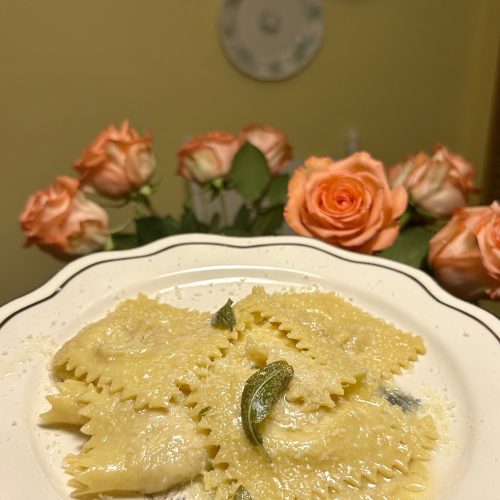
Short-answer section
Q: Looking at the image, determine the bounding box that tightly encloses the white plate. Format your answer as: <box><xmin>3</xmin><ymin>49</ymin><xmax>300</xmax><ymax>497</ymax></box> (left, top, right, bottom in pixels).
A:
<box><xmin>0</xmin><ymin>234</ymin><xmax>498</xmax><ymax>500</ymax></box>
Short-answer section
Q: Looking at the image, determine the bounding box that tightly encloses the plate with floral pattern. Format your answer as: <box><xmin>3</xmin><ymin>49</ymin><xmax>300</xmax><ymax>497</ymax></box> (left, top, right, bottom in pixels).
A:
<box><xmin>218</xmin><ymin>0</ymin><xmax>324</xmax><ymax>81</ymax></box>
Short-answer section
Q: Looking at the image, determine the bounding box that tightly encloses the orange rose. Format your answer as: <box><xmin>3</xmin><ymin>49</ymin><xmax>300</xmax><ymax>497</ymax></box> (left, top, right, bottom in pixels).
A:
<box><xmin>284</xmin><ymin>152</ymin><xmax>408</xmax><ymax>254</ymax></box>
<box><xmin>74</xmin><ymin>121</ymin><xmax>156</xmax><ymax>199</ymax></box>
<box><xmin>177</xmin><ymin>131</ymin><xmax>240</xmax><ymax>184</ymax></box>
<box><xmin>20</xmin><ymin>176</ymin><xmax>109</xmax><ymax>257</ymax></box>
<box><xmin>388</xmin><ymin>146</ymin><xmax>476</xmax><ymax>218</ymax></box>
<box><xmin>428</xmin><ymin>202</ymin><xmax>500</xmax><ymax>300</ymax></box>
<box><xmin>240</xmin><ymin>124</ymin><xmax>292</xmax><ymax>174</ymax></box>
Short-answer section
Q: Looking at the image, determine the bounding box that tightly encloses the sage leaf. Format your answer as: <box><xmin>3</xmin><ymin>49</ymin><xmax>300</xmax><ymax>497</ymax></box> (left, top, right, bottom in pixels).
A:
<box><xmin>380</xmin><ymin>387</ymin><xmax>420</xmax><ymax>413</ymax></box>
<box><xmin>198</xmin><ymin>406</ymin><xmax>212</xmax><ymax>416</ymax></box>
<box><xmin>240</xmin><ymin>360</ymin><xmax>294</xmax><ymax>457</ymax></box>
<box><xmin>233</xmin><ymin>485</ymin><xmax>252</xmax><ymax>499</ymax></box>
<box><xmin>211</xmin><ymin>299</ymin><xmax>236</xmax><ymax>331</ymax></box>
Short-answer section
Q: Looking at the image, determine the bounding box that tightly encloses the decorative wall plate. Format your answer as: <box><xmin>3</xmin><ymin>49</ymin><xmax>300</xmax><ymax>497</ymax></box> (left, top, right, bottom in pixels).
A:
<box><xmin>218</xmin><ymin>0</ymin><xmax>324</xmax><ymax>81</ymax></box>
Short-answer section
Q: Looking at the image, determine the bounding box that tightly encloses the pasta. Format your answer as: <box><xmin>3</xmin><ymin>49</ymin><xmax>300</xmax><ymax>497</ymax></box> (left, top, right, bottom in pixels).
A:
<box><xmin>42</xmin><ymin>287</ymin><xmax>438</xmax><ymax>499</ymax></box>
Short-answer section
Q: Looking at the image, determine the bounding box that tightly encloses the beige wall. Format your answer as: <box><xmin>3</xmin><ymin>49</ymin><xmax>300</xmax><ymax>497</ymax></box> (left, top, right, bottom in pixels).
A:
<box><xmin>1</xmin><ymin>0</ymin><xmax>499</xmax><ymax>305</ymax></box>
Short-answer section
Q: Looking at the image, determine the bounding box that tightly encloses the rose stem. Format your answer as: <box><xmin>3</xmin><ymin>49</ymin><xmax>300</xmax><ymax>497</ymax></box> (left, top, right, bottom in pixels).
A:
<box><xmin>140</xmin><ymin>193</ymin><xmax>159</xmax><ymax>216</ymax></box>
<box><xmin>219</xmin><ymin>189</ymin><xmax>229</xmax><ymax>227</ymax></box>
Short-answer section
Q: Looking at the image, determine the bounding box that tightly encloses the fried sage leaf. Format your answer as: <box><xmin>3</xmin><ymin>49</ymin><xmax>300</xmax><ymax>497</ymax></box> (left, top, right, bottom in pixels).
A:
<box><xmin>211</xmin><ymin>299</ymin><xmax>236</xmax><ymax>331</ymax></box>
<box><xmin>380</xmin><ymin>386</ymin><xmax>420</xmax><ymax>413</ymax></box>
<box><xmin>233</xmin><ymin>485</ymin><xmax>252</xmax><ymax>499</ymax></box>
<box><xmin>198</xmin><ymin>406</ymin><xmax>212</xmax><ymax>416</ymax></box>
<box><xmin>241</xmin><ymin>360</ymin><xmax>294</xmax><ymax>457</ymax></box>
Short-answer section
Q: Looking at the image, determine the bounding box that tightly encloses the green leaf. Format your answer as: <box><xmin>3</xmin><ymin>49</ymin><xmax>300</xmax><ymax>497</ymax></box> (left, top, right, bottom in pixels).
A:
<box><xmin>209</xmin><ymin>213</ymin><xmax>221</xmax><ymax>233</ymax></box>
<box><xmin>410</xmin><ymin>201</ymin><xmax>439</xmax><ymax>224</ymax></box>
<box><xmin>221</xmin><ymin>226</ymin><xmax>252</xmax><ymax>237</ymax></box>
<box><xmin>180</xmin><ymin>206</ymin><xmax>208</xmax><ymax>233</ymax></box>
<box><xmin>250</xmin><ymin>205</ymin><xmax>284</xmax><ymax>236</ymax></box>
<box><xmin>378</xmin><ymin>226</ymin><xmax>438</xmax><ymax>268</ymax></box>
<box><xmin>211</xmin><ymin>299</ymin><xmax>236</xmax><ymax>331</ymax></box>
<box><xmin>380</xmin><ymin>387</ymin><xmax>420</xmax><ymax>413</ymax></box>
<box><xmin>107</xmin><ymin>233</ymin><xmax>138</xmax><ymax>250</ymax></box>
<box><xmin>229</xmin><ymin>142</ymin><xmax>271</xmax><ymax>202</ymax></box>
<box><xmin>397</xmin><ymin>209</ymin><xmax>412</xmax><ymax>230</ymax></box>
<box><xmin>198</xmin><ymin>406</ymin><xmax>212</xmax><ymax>416</ymax></box>
<box><xmin>233</xmin><ymin>204</ymin><xmax>252</xmax><ymax>230</ymax></box>
<box><xmin>205</xmin><ymin>178</ymin><xmax>226</xmax><ymax>201</ymax></box>
<box><xmin>233</xmin><ymin>485</ymin><xmax>252</xmax><ymax>499</ymax></box>
<box><xmin>164</xmin><ymin>215</ymin><xmax>183</xmax><ymax>233</ymax></box>
<box><xmin>240</xmin><ymin>360</ymin><xmax>294</xmax><ymax>459</ymax></box>
<box><xmin>135</xmin><ymin>216</ymin><xmax>181</xmax><ymax>245</ymax></box>
<box><xmin>265</xmin><ymin>174</ymin><xmax>289</xmax><ymax>205</ymax></box>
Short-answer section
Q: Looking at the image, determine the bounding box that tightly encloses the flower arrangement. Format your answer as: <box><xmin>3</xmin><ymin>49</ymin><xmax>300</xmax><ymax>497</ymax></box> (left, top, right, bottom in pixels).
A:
<box><xmin>20</xmin><ymin>121</ymin><xmax>499</xmax><ymax>304</ymax></box>
<box><xmin>20</xmin><ymin>121</ymin><xmax>293</xmax><ymax>255</ymax></box>
<box><xmin>284</xmin><ymin>147</ymin><xmax>499</xmax><ymax>302</ymax></box>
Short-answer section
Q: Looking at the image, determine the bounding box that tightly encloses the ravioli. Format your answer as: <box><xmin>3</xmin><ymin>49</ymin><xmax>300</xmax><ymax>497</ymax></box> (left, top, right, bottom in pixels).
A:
<box><xmin>53</xmin><ymin>294</ymin><xmax>235</xmax><ymax>409</ymax></box>
<box><xmin>42</xmin><ymin>287</ymin><xmax>438</xmax><ymax>499</ymax></box>
<box><xmin>195</xmin><ymin>349</ymin><xmax>437</xmax><ymax>500</ymax></box>
<box><xmin>65</xmin><ymin>385</ymin><xmax>207</xmax><ymax>496</ymax></box>
<box><xmin>234</xmin><ymin>288</ymin><xmax>425</xmax><ymax>380</ymax></box>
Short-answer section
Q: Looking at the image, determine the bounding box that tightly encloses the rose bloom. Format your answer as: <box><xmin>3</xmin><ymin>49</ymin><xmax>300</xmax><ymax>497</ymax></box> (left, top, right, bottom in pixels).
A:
<box><xmin>388</xmin><ymin>145</ymin><xmax>476</xmax><ymax>218</ymax></box>
<box><xmin>284</xmin><ymin>152</ymin><xmax>408</xmax><ymax>254</ymax></box>
<box><xmin>74</xmin><ymin>120</ymin><xmax>156</xmax><ymax>199</ymax></box>
<box><xmin>177</xmin><ymin>131</ymin><xmax>240</xmax><ymax>184</ymax></box>
<box><xmin>240</xmin><ymin>124</ymin><xmax>293</xmax><ymax>174</ymax></box>
<box><xmin>20</xmin><ymin>176</ymin><xmax>109</xmax><ymax>258</ymax></box>
<box><xmin>428</xmin><ymin>202</ymin><xmax>500</xmax><ymax>301</ymax></box>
